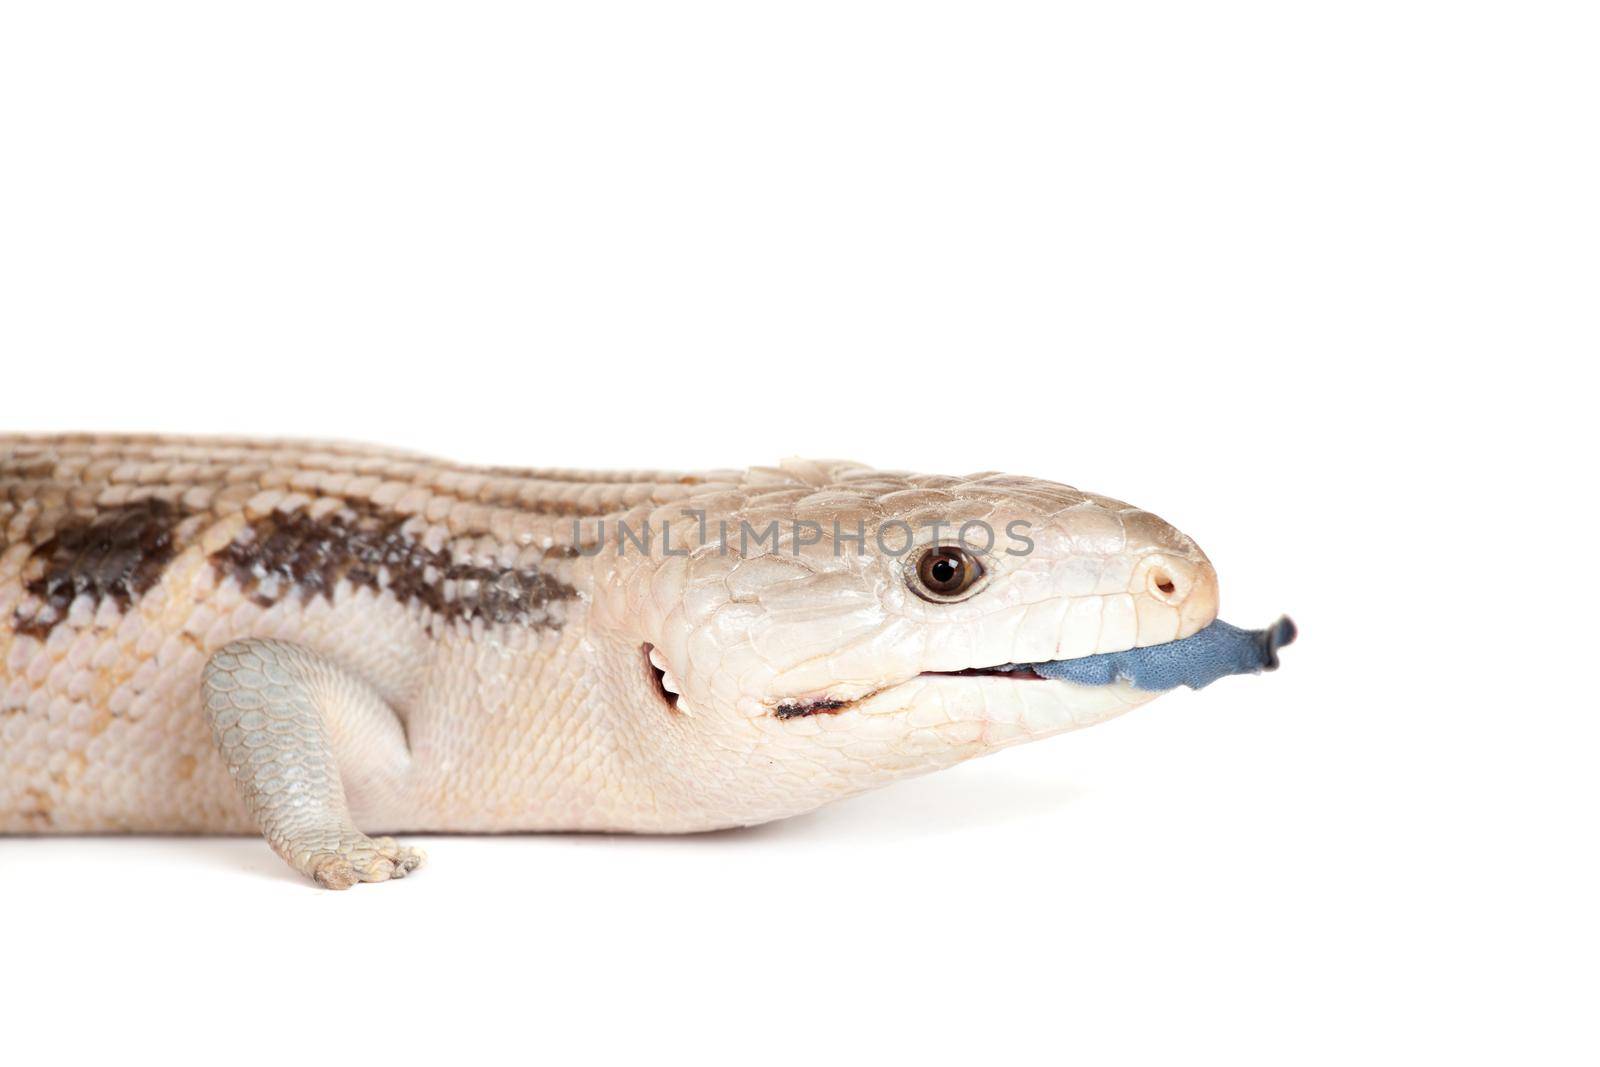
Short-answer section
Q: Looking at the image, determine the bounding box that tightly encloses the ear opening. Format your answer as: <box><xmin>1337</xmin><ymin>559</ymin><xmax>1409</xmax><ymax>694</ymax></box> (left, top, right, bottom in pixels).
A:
<box><xmin>641</xmin><ymin>644</ymin><xmax>680</xmax><ymax>713</ymax></box>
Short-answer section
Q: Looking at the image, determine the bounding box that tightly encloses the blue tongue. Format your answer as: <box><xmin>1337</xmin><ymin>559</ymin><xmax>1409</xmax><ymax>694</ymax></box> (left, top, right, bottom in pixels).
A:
<box><xmin>1007</xmin><ymin>616</ymin><xmax>1297</xmax><ymax>692</ymax></box>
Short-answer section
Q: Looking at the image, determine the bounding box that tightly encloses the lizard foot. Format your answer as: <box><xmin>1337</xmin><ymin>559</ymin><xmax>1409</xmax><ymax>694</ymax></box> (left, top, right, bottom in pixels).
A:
<box><xmin>304</xmin><ymin>837</ymin><xmax>425</xmax><ymax>890</ymax></box>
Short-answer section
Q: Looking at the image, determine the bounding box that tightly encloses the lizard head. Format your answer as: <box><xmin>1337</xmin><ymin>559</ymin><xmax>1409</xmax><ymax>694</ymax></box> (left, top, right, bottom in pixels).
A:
<box><xmin>595</xmin><ymin>461</ymin><xmax>1244</xmax><ymax>830</ymax></box>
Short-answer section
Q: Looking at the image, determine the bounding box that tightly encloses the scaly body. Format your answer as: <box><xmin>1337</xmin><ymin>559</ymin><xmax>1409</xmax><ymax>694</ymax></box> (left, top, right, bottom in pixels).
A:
<box><xmin>2</xmin><ymin>435</ymin><xmax>1280</xmax><ymax>887</ymax></box>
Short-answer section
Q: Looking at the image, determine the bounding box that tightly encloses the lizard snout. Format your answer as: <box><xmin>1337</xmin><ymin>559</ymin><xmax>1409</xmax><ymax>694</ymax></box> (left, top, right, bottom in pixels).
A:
<box><xmin>1135</xmin><ymin>552</ymin><xmax>1219</xmax><ymax>637</ymax></box>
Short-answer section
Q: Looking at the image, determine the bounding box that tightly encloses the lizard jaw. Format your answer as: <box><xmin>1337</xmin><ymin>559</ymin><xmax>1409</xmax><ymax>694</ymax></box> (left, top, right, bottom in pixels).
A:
<box><xmin>767</xmin><ymin>615</ymin><xmax>1296</xmax><ymax>720</ymax></box>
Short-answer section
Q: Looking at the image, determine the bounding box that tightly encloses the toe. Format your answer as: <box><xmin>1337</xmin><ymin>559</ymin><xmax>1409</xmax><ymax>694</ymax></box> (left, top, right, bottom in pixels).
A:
<box><xmin>392</xmin><ymin>846</ymin><xmax>425</xmax><ymax>876</ymax></box>
<box><xmin>358</xmin><ymin>856</ymin><xmax>398</xmax><ymax>882</ymax></box>
<box><xmin>310</xmin><ymin>854</ymin><xmax>359</xmax><ymax>890</ymax></box>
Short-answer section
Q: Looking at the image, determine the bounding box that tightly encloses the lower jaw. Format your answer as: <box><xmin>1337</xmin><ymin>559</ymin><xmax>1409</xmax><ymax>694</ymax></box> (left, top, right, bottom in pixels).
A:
<box><xmin>852</xmin><ymin>673</ymin><xmax>1158</xmax><ymax>736</ymax></box>
<box><xmin>769</xmin><ymin>655</ymin><xmax>1163</xmax><ymax>725</ymax></box>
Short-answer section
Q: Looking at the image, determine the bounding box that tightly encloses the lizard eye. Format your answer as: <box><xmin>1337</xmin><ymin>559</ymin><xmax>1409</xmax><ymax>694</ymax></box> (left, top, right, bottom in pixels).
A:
<box><xmin>910</xmin><ymin>545</ymin><xmax>984</xmax><ymax>602</ymax></box>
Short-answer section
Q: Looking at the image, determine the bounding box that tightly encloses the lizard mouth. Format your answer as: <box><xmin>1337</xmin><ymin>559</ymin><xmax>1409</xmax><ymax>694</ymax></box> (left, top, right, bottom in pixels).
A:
<box><xmin>773</xmin><ymin>696</ymin><xmax>856</xmax><ymax>719</ymax></box>
<box><xmin>922</xmin><ymin>665</ymin><xmax>1051</xmax><ymax>680</ymax></box>
<box><xmin>772</xmin><ymin>666</ymin><xmax>1052</xmax><ymax>720</ymax></box>
<box><xmin>772</xmin><ymin>616</ymin><xmax>1296</xmax><ymax>719</ymax></box>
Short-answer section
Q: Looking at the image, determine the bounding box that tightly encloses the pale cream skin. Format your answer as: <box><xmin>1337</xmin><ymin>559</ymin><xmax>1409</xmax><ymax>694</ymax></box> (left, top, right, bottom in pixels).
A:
<box><xmin>1</xmin><ymin>439</ymin><xmax>1217</xmax><ymax>887</ymax></box>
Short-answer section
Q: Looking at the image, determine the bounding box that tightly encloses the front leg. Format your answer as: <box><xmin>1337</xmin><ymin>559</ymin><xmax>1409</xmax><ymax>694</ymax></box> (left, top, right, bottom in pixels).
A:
<box><xmin>202</xmin><ymin>638</ymin><xmax>423</xmax><ymax>889</ymax></box>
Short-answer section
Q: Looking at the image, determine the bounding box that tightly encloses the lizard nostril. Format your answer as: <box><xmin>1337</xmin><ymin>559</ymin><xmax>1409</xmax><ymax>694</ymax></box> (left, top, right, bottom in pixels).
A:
<box><xmin>1147</xmin><ymin>562</ymin><xmax>1187</xmax><ymax>603</ymax></box>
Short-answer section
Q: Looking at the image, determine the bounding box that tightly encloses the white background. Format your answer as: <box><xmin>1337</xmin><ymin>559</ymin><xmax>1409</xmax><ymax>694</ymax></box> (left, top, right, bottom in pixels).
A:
<box><xmin>1</xmin><ymin>3</ymin><xmax>1592</xmax><ymax>1064</ymax></box>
